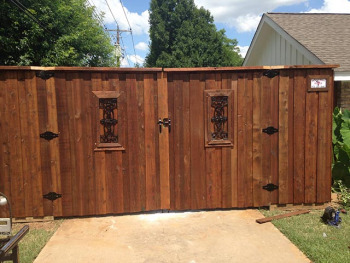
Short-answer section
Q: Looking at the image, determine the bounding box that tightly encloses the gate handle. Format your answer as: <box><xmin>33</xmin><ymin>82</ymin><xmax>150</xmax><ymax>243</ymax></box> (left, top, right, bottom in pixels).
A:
<box><xmin>158</xmin><ymin>118</ymin><xmax>171</xmax><ymax>133</ymax></box>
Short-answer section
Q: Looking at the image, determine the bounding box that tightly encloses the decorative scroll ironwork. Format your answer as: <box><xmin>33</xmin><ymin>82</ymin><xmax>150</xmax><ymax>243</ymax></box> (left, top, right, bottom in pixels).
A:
<box><xmin>211</xmin><ymin>96</ymin><xmax>228</xmax><ymax>140</ymax></box>
<box><xmin>99</xmin><ymin>98</ymin><xmax>118</xmax><ymax>143</ymax></box>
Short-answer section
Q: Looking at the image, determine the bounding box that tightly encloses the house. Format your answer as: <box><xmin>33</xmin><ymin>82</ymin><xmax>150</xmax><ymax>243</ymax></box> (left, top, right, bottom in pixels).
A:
<box><xmin>243</xmin><ymin>13</ymin><xmax>350</xmax><ymax>109</ymax></box>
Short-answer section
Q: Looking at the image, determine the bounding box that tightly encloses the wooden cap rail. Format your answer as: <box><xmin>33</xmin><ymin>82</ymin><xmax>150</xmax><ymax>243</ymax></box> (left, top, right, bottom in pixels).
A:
<box><xmin>0</xmin><ymin>64</ymin><xmax>339</xmax><ymax>72</ymax></box>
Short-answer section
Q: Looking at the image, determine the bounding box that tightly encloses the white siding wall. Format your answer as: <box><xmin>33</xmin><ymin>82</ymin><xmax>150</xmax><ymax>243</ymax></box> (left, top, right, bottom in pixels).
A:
<box><xmin>246</xmin><ymin>24</ymin><xmax>313</xmax><ymax>66</ymax></box>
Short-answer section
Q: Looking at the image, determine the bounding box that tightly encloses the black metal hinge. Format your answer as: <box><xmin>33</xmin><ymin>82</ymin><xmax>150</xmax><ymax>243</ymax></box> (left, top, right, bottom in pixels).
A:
<box><xmin>262</xmin><ymin>126</ymin><xmax>278</xmax><ymax>135</ymax></box>
<box><xmin>40</xmin><ymin>131</ymin><xmax>59</xmax><ymax>141</ymax></box>
<box><xmin>263</xmin><ymin>69</ymin><xmax>279</xmax><ymax>78</ymax></box>
<box><xmin>36</xmin><ymin>71</ymin><xmax>54</xmax><ymax>80</ymax></box>
<box><xmin>263</xmin><ymin>183</ymin><xmax>279</xmax><ymax>192</ymax></box>
<box><xmin>43</xmin><ymin>192</ymin><xmax>62</xmax><ymax>201</ymax></box>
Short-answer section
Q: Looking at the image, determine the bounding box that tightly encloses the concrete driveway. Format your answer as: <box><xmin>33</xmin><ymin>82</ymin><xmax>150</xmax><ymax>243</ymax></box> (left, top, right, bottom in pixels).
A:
<box><xmin>34</xmin><ymin>210</ymin><xmax>310</xmax><ymax>263</ymax></box>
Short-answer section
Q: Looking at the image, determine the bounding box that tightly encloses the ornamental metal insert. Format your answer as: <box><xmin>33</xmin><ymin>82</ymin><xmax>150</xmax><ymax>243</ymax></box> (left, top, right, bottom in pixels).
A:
<box><xmin>211</xmin><ymin>96</ymin><xmax>228</xmax><ymax>140</ymax></box>
<box><xmin>99</xmin><ymin>98</ymin><xmax>118</xmax><ymax>143</ymax></box>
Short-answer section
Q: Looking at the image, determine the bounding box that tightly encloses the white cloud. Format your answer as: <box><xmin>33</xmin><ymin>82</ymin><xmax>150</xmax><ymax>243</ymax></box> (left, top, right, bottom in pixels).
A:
<box><xmin>92</xmin><ymin>0</ymin><xmax>149</xmax><ymax>35</ymax></box>
<box><xmin>194</xmin><ymin>0</ymin><xmax>307</xmax><ymax>32</ymax></box>
<box><xmin>307</xmin><ymin>0</ymin><xmax>350</xmax><ymax>12</ymax></box>
<box><xmin>238</xmin><ymin>45</ymin><xmax>249</xmax><ymax>58</ymax></box>
<box><xmin>135</xmin><ymin>41</ymin><xmax>148</xmax><ymax>51</ymax></box>
<box><xmin>121</xmin><ymin>54</ymin><xmax>145</xmax><ymax>67</ymax></box>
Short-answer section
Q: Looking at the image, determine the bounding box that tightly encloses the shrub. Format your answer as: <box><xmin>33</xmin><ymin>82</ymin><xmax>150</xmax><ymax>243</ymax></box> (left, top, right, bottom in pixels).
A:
<box><xmin>332</xmin><ymin>107</ymin><xmax>350</xmax><ymax>187</ymax></box>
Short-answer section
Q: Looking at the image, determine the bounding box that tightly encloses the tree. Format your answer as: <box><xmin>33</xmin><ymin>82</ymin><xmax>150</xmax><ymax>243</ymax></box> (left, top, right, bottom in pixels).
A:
<box><xmin>145</xmin><ymin>0</ymin><xmax>242</xmax><ymax>68</ymax></box>
<box><xmin>0</xmin><ymin>0</ymin><xmax>117</xmax><ymax>67</ymax></box>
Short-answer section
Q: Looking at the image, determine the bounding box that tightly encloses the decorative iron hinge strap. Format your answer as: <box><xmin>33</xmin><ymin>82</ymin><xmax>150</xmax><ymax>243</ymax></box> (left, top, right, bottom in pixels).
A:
<box><xmin>263</xmin><ymin>69</ymin><xmax>279</xmax><ymax>78</ymax></box>
<box><xmin>40</xmin><ymin>131</ymin><xmax>59</xmax><ymax>141</ymax></box>
<box><xmin>262</xmin><ymin>126</ymin><xmax>278</xmax><ymax>135</ymax></box>
<box><xmin>263</xmin><ymin>183</ymin><xmax>279</xmax><ymax>192</ymax></box>
<box><xmin>36</xmin><ymin>71</ymin><xmax>54</xmax><ymax>80</ymax></box>
<box><xmin>43</xmin><ymin>192</ymin><xmax>62</xmax><ymax>201</ymax></box>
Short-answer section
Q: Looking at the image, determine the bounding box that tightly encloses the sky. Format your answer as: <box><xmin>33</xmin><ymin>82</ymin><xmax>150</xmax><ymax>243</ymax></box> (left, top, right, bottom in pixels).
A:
<box><xmin>89</xmin><ymin>0</ymin><xmax>350</xmax><ymax>67</ymax></box>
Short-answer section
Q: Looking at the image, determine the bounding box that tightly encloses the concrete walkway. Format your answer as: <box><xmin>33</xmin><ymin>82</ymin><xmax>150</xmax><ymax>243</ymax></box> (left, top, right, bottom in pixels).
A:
<box><xmin>34</xmin><ymin>210</ymin><xmax>310</xmax><ymax>263</ymax></box>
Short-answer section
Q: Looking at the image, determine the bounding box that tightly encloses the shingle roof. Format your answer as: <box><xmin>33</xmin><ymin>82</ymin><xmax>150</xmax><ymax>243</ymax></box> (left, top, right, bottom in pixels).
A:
<box><xmin>266</xmin><ymin>13</ymin><xmax>350</xmax><ymax>72</ymax></box>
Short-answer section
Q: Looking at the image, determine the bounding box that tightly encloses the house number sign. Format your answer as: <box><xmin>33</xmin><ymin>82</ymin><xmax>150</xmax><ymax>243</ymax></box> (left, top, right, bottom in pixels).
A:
<box><xmin>311</xmin><ymin>79</ymin><xmax>327</xmax><ymax>89</ymax></box>
<box><xmin>307</xmin><ymin>76</ymin><xmax>329</xmax><ymax>92</ymax></box>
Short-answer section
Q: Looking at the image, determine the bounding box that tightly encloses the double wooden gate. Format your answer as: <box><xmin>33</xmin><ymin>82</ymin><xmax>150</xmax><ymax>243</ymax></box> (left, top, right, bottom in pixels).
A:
<box><xmin>0</xmin><ymin>65</ymin><xmax>334</xmax><ymax>218</ymax></box>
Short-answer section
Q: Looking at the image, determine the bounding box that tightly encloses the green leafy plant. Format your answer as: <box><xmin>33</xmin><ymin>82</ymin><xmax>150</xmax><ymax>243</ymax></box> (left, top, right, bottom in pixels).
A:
<box><xmin>332</xmin><ymin>180</ymin><xmax>350</xmax><ymax>208</ymax></box>
<box><xmin>332</xmin><ymin>107</ymin><xmax>350</xmax><ymax>186</ymax></box>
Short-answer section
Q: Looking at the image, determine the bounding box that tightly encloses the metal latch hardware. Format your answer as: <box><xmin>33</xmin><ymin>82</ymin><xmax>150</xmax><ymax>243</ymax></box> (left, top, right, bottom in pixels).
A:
<box><xmin>158</xmin><ymin>118</ymin><xmax>171</xmax><ymax>133</ymax></box>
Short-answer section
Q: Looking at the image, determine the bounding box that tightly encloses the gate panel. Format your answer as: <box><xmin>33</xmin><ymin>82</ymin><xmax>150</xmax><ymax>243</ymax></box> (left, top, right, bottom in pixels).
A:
<box><xmin>168</xmin><ymin>70</ymin><xmax>280</xmax><ymax>210</ymax></box>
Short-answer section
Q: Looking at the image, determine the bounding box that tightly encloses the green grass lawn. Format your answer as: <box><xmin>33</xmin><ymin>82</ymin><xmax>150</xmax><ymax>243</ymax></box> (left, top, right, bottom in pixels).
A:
<box><xmin>261</xmin><ymin>209</ymin><xmax>350</xmax><ymax>263</ymax></box>
<box><xmin>2</xmin><ymin>220</ymin><xmax>63</xmax><ymax>263</ymax></box>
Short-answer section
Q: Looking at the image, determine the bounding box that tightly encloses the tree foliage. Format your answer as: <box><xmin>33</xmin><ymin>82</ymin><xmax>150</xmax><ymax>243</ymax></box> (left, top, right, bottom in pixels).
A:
<box><xmin>0</xmin><ymin>0</ymin><xmax>116</xmax><ymax>67</ymax></box>
<box><xmin>145</xmin><ymin>0</ymin><xmax>242</xmax><ymax>68</ymax></box>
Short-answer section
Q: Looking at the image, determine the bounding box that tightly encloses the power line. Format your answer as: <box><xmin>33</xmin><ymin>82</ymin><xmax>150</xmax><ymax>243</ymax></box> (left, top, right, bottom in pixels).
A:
<box><xmin>119</xmin><ymin>0</ymin><xmax>139</xmax><ymax>64</ymax></box>
<box><xmin>103</xmin><ymin>0</ymin><xmax>132</xmax><ymax>66</ymax></box>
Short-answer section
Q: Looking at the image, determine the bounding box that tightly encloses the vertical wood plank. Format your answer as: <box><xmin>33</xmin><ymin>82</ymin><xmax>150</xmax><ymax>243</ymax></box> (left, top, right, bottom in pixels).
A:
<box><xmin>278</xmin><ymin>71</ymin><xmax>290</xmax><ymax>204</ymax></box>
<box><xmin>260</xmin><ymin>74</ymin><xmax>272</xmax><ymax>206</ymax></box>
<box><xmin>127</xmin><ymin>74</ymin><xmax>141</xmax><ymax>212</ymax></box>
<box><xmin>190</xmin><ymin>73</ymin><xmax>206</xmax><ymax>209</ymax></box>
<box><xmin>0</xmin><ymin>72</ymin><xmax>11</xmax><ymax>217</ymax></box>
<box><xmin>16</xmin><ymin>71</ymin><xmax>29</xmax><ymax>217</ymax></box>
<box><xmin>144</xmin><ymin>73</ymin><xmax>157</xmax><ymax>211</ymax></box>
<box><xmin>293</xmin><ymin>70</ymin><xmax>306</xmax><ymax>204</ymax></box>
<box><xmin>287</xmin><ymin>72</ymin><xmax>295</xmax><ymax>204</ymax></box>
<box><xmin>173</xmin><ymin>73</ymin><xmax>184</xmax><ymax>210</ymax></box>
<box><xmin>46</xmin><ymin>77</ymin><xmax>62</xmax><ymax>216</ymax></box>
<box><xmin>6</xmin><ymin>72</ymin><xmax>25</xmax><ymax>217</ymax></box>
<box><xmin>304</xmin><ymin>70</ymin><xmax>318</xmax><ymax>204</ymax></box>
<box><xmin>245</xmin><ymin>72</ymin><xmax>254</xmax><ymax>207</ymax></box>
<box><xmin>118</xmin><ymin>74</ymin><xmax>130</xmax><ymax>213</ymax></box>
<box><xmin>182</xmin><ymin>74</ymin><xmax>191</xmax><ymax>210</ymax></box>
<box><xmin>65</xmin><ymin>73</ymin><xmax>79</xmax><ymax>215</ymax></box>
<box><xmin>231</xmin><ymin>73</ymin><xmax>238</xmax><ymax>207</ymax></box>
<box><xmin>205</xmin><ymin>73</ymin><xmax>222</xmax><ymax>209</ymax></box>
<box><xmin>55</xmin><ymin>72</ymin><xmax>73</xmax><ymax>216</ymax></box>
<box><xmin>157</xmin><ymin>72</ymin><xmax>170</xmax><ymax>209</ymax></box>
<box><xmin>83</xmin><ymin>72</ymin><xmax>95</xmax><ymax>215</ymax></box>
<box><xmin>168</xmin><ymin>74</ymin><xmax>176</xmax><ymax>210</ymax></box>
<box><xmin>252</xmin><ymin>72</ymin><xmax>263</xmax><ymax>207</ymax></box>
<box><xmin>270</xmin><ymin>74</ymin><xmax>279</xmax><ymax>204</ymax></box>
<box><xmin>37</xmin><ymin>76</ymin><xmax>53</xmax><ymax>216</ymax></box>
<box><xmin>221</xmin><ymin>73</ymin><xmax>232</xmax><ymax>208</ymax></box>
<box><xmin>237</xmin><ymin>73</ymin><xmax>246</xmax><ymax>207</ymax></box>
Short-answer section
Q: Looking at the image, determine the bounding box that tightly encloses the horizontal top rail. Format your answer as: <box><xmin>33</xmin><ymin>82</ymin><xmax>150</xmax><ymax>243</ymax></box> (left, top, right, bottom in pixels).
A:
<box><xmin>0</xmin><ymin>64</ymin><xmax>339</xmax><ymax>73</ymax></box>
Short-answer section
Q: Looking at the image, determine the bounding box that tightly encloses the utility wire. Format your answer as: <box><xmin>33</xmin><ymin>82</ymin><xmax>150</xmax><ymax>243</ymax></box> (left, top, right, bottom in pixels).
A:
<box><xmin>8</xmin><ymin>0</ymin><xmax>57</xmax><ymax>37</ymax></box>
<box><xmin>119</xmin><ymin>0</ymin><xmax>140</xmax><ymax>64</ymax></box>
<box><xmin>103</xmin><ymin>0</ymin><xmax>131</xmax><ymax>66</ymax></box>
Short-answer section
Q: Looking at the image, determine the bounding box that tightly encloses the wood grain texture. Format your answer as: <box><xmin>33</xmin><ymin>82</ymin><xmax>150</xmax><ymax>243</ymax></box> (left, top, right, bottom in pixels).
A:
<box><xmin>293</xmin><ymin>70</ymin><xmax>306</xmax><ymax>204</ymax></box>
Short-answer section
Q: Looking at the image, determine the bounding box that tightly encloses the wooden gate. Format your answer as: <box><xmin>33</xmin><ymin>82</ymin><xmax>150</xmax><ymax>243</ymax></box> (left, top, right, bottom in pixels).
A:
<box><xmin>0</xmin><ymin>65</ymin><xmax>335</xmax><ymax>218</ymax></box>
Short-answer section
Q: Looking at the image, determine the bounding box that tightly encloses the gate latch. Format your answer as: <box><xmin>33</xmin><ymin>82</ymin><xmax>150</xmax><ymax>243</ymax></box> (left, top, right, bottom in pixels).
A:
<box><xmin>158</xmin><ymin>118</ymin><xmax>171</xmax><ymax>133</ymax></box>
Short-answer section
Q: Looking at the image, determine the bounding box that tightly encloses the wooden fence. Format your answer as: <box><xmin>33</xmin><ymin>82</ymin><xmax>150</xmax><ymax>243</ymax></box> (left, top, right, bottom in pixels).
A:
<box><xmin>0</xmin><ymin>65</ymin><xmax>335</xmax><ymax>218</ymax></box>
